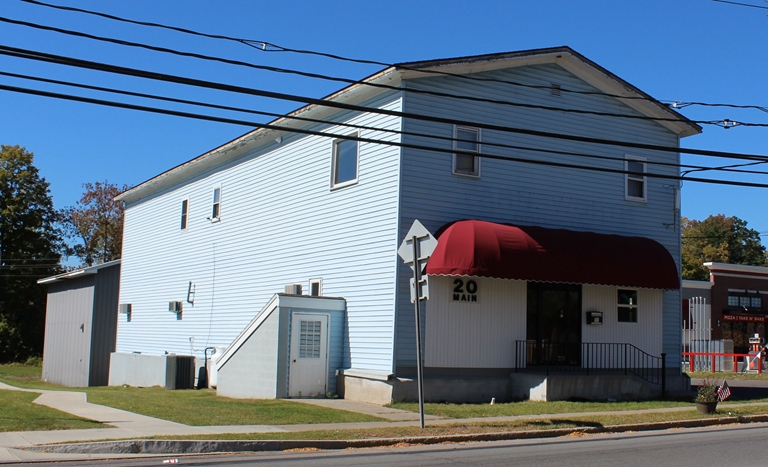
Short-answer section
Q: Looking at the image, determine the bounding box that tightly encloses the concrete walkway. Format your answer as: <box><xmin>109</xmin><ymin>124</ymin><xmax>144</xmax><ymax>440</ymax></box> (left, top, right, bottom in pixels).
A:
<box><xmin>0</xmin><ymin>382</ymin><xmax>445</xmax><ymax>462</ymax></box>
<box><xmin>0</xmin><ymin>381</ymin><xmax>762</xmax><ymax>463</ymax></box>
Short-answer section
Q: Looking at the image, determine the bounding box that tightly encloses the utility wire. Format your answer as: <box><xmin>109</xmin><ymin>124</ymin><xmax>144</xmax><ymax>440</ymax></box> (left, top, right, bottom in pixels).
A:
<box><xmin>15</xmin><ymin>0</ymin><xmax>675</xmax><ymax>101</ymax></box>
<box><xmin>2</xmin><ymin>44</ymin><xmax>768</xmax><ymax>163</ymax></box>
<box><xmin>20</xmin><ymin>0</ymin><xmax>768</xmax><ymax>116</ymax></box>
<box><xmin>712</xmin><ymin>0</ymin><xmax>768</xmax><ymax>10</ymax></box>
<box><xmin>4</xmin><ymin>81</ymin><xmax>768</xmax><ymax>189</ymax></box>
<box><xmin>0</xmin><ymin>16</ymin><xmax>730</xmax><ymax>129</ymax></box>
<box><xmin>6</xmin><ymin>69</ymin><xmax>768</xmax><ymax>177</ymax></box>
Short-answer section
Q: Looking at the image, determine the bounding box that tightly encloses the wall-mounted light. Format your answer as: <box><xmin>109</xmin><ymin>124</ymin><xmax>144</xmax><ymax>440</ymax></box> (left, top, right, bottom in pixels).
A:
<box><xmin>187</xmin><ymin>281</ymin><xmax>195</xmax><ymax>304</ymax></box>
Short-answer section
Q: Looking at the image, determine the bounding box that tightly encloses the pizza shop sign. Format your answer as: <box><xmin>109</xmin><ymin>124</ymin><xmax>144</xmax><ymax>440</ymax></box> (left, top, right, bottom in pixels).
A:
<box><xmin>452</xmin><ymin>278</ymin><xmax>478</xmax><ymax>302</ymax></box>
<box><xmin>722</xmin><ymin>314</ymin><xmax>767</xmax><ymax>323</ymax></box>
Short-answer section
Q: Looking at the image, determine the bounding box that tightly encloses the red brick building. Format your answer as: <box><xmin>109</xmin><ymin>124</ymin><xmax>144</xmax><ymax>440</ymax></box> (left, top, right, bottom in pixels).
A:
<box><xmin>683</xmin><ymin>262</ymin><xmax>768</xmax><ymax>354</ymax></box>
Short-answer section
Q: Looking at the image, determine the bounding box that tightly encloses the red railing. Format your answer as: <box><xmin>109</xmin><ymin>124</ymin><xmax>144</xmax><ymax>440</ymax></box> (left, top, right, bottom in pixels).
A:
<box><xmin>682</xmin><ymin>351</ymin><xmax>763</xmax><ymax>374</ymax></box>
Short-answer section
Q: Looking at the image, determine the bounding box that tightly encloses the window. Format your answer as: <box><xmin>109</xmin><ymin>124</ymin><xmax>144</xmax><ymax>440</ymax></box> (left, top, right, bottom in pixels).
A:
<box><xmin>180</xmin><ymin>199</ymin><xmax>189</xmax><ymax>230</ymax></box>
<box><xmin>728</xmin><ymin>292</ymin><xmax>762</xmax><ymax>309</ymax></box>
<box><xmin>299</xmin><ymin>320</ymin><xmax>322</xmax><ymax>358</ymax></box>
<box><xmin>211</xmin><ymin>186</ymin><xmax>221</xmax><ymax>220</ymax></box>
<box><xmin>618</xmin><ymin>289</ymin><xmax>638</xmax><ymax>323</ymax></box>
<box><xmin>453</xmin><ymin>126</ymin><xmax>480</xmax><ymax>177</ymax></box>
<box><xmin>625</xmin><ymin>156</ymin><xmax>646</xmax><ymax>201</ymax></box>
<box><xmin>331</xmin><ymin>136</ymin><xmax>358</xmax><ymax>188</ymax></box>
<box><xmin>309</xmin><ymin>278</ymin><xmax>322</xmax><ymax>297</ymax></box>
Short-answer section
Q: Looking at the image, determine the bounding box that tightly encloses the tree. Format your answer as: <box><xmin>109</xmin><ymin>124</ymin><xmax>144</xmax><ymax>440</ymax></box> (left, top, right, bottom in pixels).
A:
<box><xmin>682</xmin><ymin>214</ymin><xmax>768</xmax><ymax>280</ymax></box>
<box><xmin>61</xmin><ymin>181</ymin><xmax>129</xmax><ymax>267</ymax></box>
<box><xmin>0</xmin><ymin>145</ymin><xmax>62</xmax><ymax>362</ymax></box>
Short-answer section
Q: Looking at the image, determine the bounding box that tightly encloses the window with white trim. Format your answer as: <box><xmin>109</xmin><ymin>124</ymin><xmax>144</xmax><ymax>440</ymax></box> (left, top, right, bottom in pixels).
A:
<box><xmin>453</xmin><ymin>126</ymin><xmax>480</xmax><ymax>177</ymax></box>
<box><xmin>625</xmin><ymin>156</ymin><xmax>646</xmax><ymax>201</ymax></box>
<box><xmin>331</xmin><ymin>136</ymin><xmax>359</xmax><ymax>188</ymax></box>
<box><xmin>211</xmin><ymin>186</ymin><xmax>221</xmax><ymax>220</ymax></box>
<box><xmin>309</xmin><ymin>278</ymin><xmax>322</xmax><ymax>297</ymax></box>
<box><xmin>618</xmin><ymin>289</ymin><xmax>638</xmax><ymax>323</ymax></box>
<box><xmin>180</xmin><ymin>198</ymin><xmax>189</xmax><ymax>230</ymax></box>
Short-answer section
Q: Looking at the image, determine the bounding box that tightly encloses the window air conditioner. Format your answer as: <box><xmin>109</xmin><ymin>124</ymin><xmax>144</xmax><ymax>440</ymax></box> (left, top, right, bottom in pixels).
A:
<box><xmin>118</xmin><ymin>303</ymin><xmax>132</xmax><ymax>314</ymax></box>
<box><xmin>168</xmin><ymin>301</ymin><xmax>183</xmax><ymax>314</ymax></box>
<box><xmin>285</xmin><ymin>284</ymin><xmax>302</xmax><ymax>295</ymax></box>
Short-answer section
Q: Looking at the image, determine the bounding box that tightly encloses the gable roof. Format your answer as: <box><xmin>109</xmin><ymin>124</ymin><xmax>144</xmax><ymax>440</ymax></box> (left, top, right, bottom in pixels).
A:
<box><xmin>118</xmin><ymin>46</ymin><xmax>700</xmax><ymax>204</ymax></box>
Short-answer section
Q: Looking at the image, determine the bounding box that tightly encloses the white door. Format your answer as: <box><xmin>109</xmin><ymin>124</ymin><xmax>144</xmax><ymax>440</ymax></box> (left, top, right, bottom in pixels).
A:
<box><xmin>289</xmin><ymin>313</ymin><xmax>329</xmax><ymax>398</ymax></box>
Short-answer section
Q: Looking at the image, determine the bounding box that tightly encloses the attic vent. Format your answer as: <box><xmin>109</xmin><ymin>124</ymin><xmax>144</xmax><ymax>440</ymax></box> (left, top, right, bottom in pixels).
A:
<box><xmin>285</xmin><ymin>284</ymin><xmax>302</xmax><ymax>295</ymax></box>
<box><xmin>118</xmin><ymin>304</ymin><xmax>132</xmax><ymax>314</ymax></box>
<box><xmin>550</xmin><ymin>83</ymin><xmax>561</xmax><ymax>96</ymax></box>
<box><xmin>168</xmin><ymin>301</ymin><xmax>183</xmax><ymax>314</ymax></box>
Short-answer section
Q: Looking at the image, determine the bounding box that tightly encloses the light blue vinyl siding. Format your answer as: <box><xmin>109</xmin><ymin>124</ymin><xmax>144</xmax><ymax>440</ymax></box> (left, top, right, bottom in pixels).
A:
<box><xmin>394</xmin><ymin>63</ymin><xmax>682</xmax><ymax>368</ymax></box>
<box><xmin>118</xmin><ymin>92</ymin><xmax>403</xmax><ymax>375</ymax></box>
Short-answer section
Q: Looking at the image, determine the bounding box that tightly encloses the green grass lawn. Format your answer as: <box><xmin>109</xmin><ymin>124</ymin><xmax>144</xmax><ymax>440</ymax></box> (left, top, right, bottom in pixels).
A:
<box><xmin>4</xmin><ymin>363</ymin><xmax>768</xmax><ymax>436</ymax></box>
<box><xmin>0</xmin><ymin>390</ymin><xmax>103</xmax><ymax>432</ymax></box>
<box><xmin>83</xmin><ymin>386</ymin><xmax>382</xmax><ymax>425</ymax></box>
<box><xmin>0</xmin><ymin>364</ymin><xmax>381</xmax><ymax>427</ymax></box>
<box><xmin>390</xmin><ymin>399</ymin><xmax>698</xmax><ymax>418</ymax></box>
<box><xmin>151</xmin><ymin>404</ymin><xmax>768</xmax><ymax>441</ymax></box>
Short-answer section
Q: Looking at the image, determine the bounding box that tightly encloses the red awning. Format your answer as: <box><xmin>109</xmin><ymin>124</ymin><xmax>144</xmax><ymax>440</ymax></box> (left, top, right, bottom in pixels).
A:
<box><xmin>425</xmin><ymin>220</ymin><xmax>679</xmax><ymax>290</ymax></box>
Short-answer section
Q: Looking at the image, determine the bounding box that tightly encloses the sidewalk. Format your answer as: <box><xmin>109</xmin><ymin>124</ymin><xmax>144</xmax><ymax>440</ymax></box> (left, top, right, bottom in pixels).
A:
<box><xmin>0</xmin><ymin>381</ymin><xmax>765</xmax><ymax>463</ymax></box>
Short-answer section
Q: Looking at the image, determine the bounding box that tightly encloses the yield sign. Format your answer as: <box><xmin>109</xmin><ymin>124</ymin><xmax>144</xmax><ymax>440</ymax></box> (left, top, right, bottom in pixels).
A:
<box><xmin>398</xmin><ymin>219</ymin><xmax>438</xmax><ymax>272</ymax></box>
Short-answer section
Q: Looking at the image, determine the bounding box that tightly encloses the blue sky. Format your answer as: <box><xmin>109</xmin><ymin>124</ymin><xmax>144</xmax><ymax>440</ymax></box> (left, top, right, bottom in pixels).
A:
<box><xmin>1</xmin><ymin>0</ymin><xmax>767</xmax><ymax>239</ymax></box>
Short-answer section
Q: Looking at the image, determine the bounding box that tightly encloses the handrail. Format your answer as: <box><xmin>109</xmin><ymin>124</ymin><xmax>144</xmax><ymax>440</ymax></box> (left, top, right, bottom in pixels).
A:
<box><xmin>515</xmin><ymin>341</ymin><xmax>665</xmax><ymax>388</ymax></box>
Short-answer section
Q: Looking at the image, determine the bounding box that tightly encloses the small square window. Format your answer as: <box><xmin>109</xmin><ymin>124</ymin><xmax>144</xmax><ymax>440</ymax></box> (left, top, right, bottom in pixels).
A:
<box><xmin>453</xmin><ymin>126</ymin><xmax>480</xmax><ymax>177</ymax></box>
<box><xmin>309</xmin><ymin>278</ymin><xmax>322</xmax><ymax>297</ymax></box>
<box><xmin>180</xmin><ymin>199</ymin><xmax>189</xmax><ymax>230</ymax></box>
<box><xmin>618</xmin><ymin>289</ymin><xmax>638</xmax><ymax>323</ymax></box>
<box><xmin>752</xmin><ymin>296</ymin><xmax>762</xmax><ymax>308</ymax></box>
<box><xmin>625</xmin><ymin>157</ymin><xmax>646</xmax><ymax>201</ymax></box>
<box><xmin>211</xmin><ymin>187</ymin><xmax>221</xmax><ymax>219</ymax></box>
<box><xmin>331</xmin><ymin>137</ymin><xmax>359</xmax><ymax>188</ymax></box>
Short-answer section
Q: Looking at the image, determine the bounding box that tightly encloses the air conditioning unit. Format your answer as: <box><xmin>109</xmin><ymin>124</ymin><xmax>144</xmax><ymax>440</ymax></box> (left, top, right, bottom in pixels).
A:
<box><xmin>168</xmin><ymin>301</ymin><xmax>183</xmax><ymax>314</ymax></box>
<box><xmin>118</xmin><ymin>303</ymin><xmax>132</xmax><ymax>314</ymax></box>
<box><xmin>285</xmin><ymin>284</ymin><xmax>302</xmax><ymax>295</ymax></box>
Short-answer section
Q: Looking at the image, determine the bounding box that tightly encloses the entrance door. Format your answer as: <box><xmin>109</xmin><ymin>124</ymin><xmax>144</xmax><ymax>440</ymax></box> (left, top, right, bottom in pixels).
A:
<box><xmin>526</xmin><ymin>282</ymin><xmax>582</xmax><ymax>366</ymax></box>
<box><xmin>289</xmin><ymin>313</ymin><xmax>329</xmax><ymax>398</ymax></box>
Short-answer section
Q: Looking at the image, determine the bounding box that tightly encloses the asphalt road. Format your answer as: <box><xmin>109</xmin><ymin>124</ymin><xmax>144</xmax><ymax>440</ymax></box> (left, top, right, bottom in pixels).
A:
<box><xmin>10</xmin><ymin>422</ymin><xmax>768</xmax><ymax>467</ymax></box>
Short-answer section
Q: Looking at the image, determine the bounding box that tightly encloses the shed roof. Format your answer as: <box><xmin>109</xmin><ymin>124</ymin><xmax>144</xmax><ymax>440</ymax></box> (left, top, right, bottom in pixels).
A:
<box><xmin>37</xmin><ymin>259</ymin><xmax>121</xmax><ymax>285</ymax></box>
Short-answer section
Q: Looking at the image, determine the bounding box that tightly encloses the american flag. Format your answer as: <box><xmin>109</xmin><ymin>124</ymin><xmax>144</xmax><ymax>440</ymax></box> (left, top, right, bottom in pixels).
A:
<box><xmin>717</xmin><ymin>380</ymin><xmax>731</xmax><ymax>401</ymax></box>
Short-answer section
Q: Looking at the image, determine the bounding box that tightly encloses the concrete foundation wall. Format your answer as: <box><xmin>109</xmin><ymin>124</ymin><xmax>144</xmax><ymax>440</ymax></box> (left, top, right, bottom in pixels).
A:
<box><xmin>341</xmin><ymin>371</ymin><xmax>664</xmax><ymax>404</ymax></box>
<box><xmin>109</xmin><ymin>352</ymin><xmax>195</xmax><ymax>389</ymax></box>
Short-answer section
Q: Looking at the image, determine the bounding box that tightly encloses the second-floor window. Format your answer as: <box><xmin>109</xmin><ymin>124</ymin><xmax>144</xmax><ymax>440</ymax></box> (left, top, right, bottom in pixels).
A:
<box><xmin>211</xmin><ymin>186</ymin><xmax>221</xmax><ymax>220</ymax></box>
<box><xmin>180</xmin><ymin>199</ymin><xmax>189</xmax><ymax>230</ymax></box>
<box><xmin>625</xmin><ymin>156</ymin><xmax>647</xmax><ymax>202</ymax></box>
<box><xmin>331</xmin><ymin>136</ymin><xmax>359</xmax><ymax>188</ymax></box>
<box><xmin>453</xmin><ymin>126</ymin><xmax>480</xmax><ymax>177</ymax></box>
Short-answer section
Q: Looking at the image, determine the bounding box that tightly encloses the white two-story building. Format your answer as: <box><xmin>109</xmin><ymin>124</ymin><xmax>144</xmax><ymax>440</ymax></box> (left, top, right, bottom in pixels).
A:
<box><xmin>111</xmin><ymin>47</ymin><xmax>699</xmax><ymax>403</ymax></box>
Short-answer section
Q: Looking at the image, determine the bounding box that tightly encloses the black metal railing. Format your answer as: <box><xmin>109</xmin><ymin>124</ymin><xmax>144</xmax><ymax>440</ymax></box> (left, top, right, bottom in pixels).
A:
<box><xmin>515</xmin><ymin>341</ymin><xmax>666</xmax><ymax>389</ymax></box>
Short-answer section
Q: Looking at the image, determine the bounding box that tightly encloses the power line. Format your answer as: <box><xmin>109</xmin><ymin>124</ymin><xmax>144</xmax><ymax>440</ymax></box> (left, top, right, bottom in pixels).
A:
<box><xmin>3</xmin><ymin>44</ymin><xmax>768</xmax><ymax>163</ymax></box>
<box><xmin>712</xmin><ymin>0</ymin><xmax>768</xmax><ymax>10</ymax></box>
<box><xmin>0</xmin><ymin>16</ymin><xmax>733</xmax><ymax>129</ymax></box>
<box><xmin>14</xmin><ymin>0</ymin><xmax>680</xmax><ymax>102</ymax></box>
<box><xmin>4</xmin><ymin>81</ymin><xmax>768</xmax><ymax>189</ymax></box>
<box><xmin>20</xmin><ymin>0</ymin><xmax>768</xmax><ymax>118</ymax></box>
<box><xmin>6</xmin><ymin>69</ymin><xmax>768</xmax><ymax>177</ymax></box>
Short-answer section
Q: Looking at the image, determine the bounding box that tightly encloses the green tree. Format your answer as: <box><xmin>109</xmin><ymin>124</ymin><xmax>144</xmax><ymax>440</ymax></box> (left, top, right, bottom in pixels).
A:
<box><xmin>0</xmin><ymin>145</ymin><xmax>62</xmax><ymax>362</ymax></box>
<box><xmin>682</xmin><ymin>214</ymin><xmax>768</xmax><ymax>280</ymax></box>
<box><xmin>61</xmin><ymin>181</ymin><xmax>129</xmax><ymax>267</ymax></box>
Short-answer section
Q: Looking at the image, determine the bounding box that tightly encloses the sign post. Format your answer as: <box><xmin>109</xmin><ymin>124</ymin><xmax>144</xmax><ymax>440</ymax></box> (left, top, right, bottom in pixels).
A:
<box><xmin>397</xmin><ymin>220</ymin><xmax>437</xmax><ymax>429</ymax></box>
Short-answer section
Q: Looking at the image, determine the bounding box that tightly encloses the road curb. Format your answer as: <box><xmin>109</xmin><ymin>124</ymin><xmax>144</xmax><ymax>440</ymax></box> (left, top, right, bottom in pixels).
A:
<box><xmin>23</xmin><ymin>414</ymin><xmax>768</xmax><ymax>455</ymax></box>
